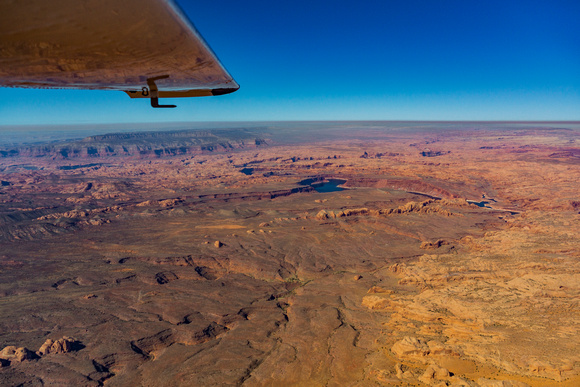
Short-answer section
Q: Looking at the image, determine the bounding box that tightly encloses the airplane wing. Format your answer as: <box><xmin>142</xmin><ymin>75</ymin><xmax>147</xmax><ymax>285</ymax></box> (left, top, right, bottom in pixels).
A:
<box><xmin>0</xmin><ymin>0</ymin><xmax>239</xmax><ymax>108</ymax></box>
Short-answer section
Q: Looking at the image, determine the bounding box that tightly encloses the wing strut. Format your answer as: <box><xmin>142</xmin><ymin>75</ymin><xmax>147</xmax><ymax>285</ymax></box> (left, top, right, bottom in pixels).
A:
<box><xmin>147</xmin><ymin>75</ymin><xmax>177</xmax><ymax>108</ymax></box>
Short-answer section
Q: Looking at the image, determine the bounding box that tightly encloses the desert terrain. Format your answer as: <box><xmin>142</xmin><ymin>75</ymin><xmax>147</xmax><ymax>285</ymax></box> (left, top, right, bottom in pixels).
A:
<box><xmin>0</xmin><ymin>121</ymin><xmax>578</xmax><ymax>386</ymax></box>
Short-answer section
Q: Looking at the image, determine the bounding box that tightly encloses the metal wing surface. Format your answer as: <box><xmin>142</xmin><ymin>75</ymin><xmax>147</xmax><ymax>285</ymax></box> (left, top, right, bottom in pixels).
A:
<box><xmin>0</xmin><ymin>0</ymin><xmax>239</xmax><ymax>103</ymax></box>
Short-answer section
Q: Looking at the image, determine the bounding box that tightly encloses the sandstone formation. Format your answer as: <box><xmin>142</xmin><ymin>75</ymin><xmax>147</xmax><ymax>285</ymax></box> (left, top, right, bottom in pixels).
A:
<box><xmin>37</xmin><ymin>337</ymin><xmax>78</xmax><ymax>356</ymax></box>
<box><xmin>0</xmin><ymin>346</ymin><xmax>36</xmax><ymax>363</ymax></box>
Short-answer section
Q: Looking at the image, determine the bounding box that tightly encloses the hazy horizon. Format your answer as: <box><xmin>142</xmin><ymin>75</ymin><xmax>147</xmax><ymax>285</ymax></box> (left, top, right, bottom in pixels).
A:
<box><xmin>1</xmin><ymin>120</ymin><xmax>579</xmax><ymax>146</ymax></box>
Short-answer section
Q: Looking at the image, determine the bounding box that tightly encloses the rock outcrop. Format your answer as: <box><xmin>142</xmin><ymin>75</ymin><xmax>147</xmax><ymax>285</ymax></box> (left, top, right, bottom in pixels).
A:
<box><xmin>0</xmin><ymin>346</ymin><xmax>36</xmax><ymax>362</ymax></box>
<box><xmin>37</xmin><ymin>337</ymin><xmax>77</xmax><ymax>356</ymax></box>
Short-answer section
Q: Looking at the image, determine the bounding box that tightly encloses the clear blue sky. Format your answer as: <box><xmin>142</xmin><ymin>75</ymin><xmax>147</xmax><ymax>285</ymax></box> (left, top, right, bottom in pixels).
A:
<box><xmin>1</xmin><ymin>0</ymin><xmax>579</xmax><ymax>124</ymax></box>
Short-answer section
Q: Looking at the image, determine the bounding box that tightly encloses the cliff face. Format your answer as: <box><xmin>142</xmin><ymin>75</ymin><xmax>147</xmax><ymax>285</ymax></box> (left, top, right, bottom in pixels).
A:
<box><xmin>0</xmin><ymin>128</ymin><xmax>268</xmax><ymax>159</ymax></box>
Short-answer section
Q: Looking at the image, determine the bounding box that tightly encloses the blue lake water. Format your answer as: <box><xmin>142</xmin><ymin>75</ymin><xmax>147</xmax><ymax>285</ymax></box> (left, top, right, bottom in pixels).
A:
<box><xmin>58</xmin><ymin>163</ymin><xmax>104</xmax><ymax>170</ymax></box>
<box><xmin>467</xmin><ymin>200</ymin><xmax>492</xmax><ymax>208</ymax></box>
<box><xmin>310</xmin><ymin>179</ymin><xmax>347</xmax><ymax>193</ymax></box>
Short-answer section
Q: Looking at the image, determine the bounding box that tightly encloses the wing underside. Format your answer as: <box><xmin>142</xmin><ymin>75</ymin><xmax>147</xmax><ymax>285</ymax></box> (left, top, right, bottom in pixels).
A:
<box><xmin>0</xmin><ymin>0</ymin><xmax>239</xmax><ymax>99</ymax></box>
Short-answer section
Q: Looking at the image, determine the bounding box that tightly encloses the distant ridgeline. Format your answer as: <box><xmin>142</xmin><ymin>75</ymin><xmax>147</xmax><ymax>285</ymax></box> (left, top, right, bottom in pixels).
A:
<box><xmin>0</xmin><ymin>128</ymin><xmax>269</xmax><ymax>158</ymax></box>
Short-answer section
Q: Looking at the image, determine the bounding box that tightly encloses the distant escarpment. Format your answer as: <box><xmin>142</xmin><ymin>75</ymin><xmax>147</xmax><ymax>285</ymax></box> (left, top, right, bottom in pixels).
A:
<box><xmin>0</xmin><ymin>128</ymin><xmax>269</xmax><ymax>159</ymax></box>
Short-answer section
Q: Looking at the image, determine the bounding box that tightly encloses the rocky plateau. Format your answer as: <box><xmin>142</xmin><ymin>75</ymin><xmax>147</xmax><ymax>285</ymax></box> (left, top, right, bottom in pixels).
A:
<box><xmin>0</xmin><ymin>122</ymin><xmax>578</xmax><ymax>386</ymax></box>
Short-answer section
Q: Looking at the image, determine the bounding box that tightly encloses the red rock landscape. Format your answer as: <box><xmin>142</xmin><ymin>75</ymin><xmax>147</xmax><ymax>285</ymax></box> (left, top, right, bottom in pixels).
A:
<box><xmin>0</xmin><ymin>121</ymin><xmax>578</xmax><ymax>386</ymax></box>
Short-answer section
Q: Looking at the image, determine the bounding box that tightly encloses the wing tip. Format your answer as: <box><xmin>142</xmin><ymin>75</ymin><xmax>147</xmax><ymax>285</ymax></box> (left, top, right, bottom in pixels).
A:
<box><xmin>211</xmin><ymin>86</ymin><xmax>240</xmax><ymax>96</ymax></box>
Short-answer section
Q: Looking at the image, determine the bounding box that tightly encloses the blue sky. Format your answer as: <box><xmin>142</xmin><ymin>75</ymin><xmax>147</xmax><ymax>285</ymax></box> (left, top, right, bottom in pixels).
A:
<box><xmin>1</xmin><ymin>0</ymin><xmax>579</xmax><ymax>124</ymax></box>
